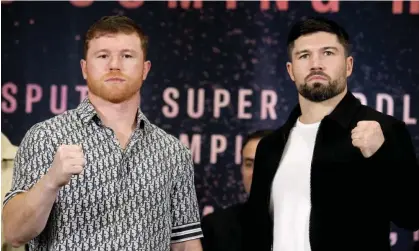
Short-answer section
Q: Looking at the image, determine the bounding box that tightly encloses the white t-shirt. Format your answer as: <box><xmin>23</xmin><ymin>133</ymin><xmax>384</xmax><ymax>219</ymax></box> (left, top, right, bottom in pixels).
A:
<box><xmin>271</xmin><ymin>118</ymin><xmax>320</xmax><ymax>251</ymax></box>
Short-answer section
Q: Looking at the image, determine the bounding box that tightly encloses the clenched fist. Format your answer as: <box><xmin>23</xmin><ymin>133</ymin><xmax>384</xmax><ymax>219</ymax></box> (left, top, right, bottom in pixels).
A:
<box><xmin>351</xmin><ymin>121</ymin><xmax>385</xmax><ymax>158</ymax></box>
<box><xmin>46</xmin><ymin>145</ymin><xmax>85</xmax><ymax>188</ymax></box>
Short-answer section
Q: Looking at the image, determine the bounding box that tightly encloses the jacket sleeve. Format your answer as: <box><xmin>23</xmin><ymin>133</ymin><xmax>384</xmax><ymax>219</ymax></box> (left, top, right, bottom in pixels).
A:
<box><xmin>372</xmin><ymin>120</ymin><xmax>419</xmax><ymax>231</ymax></box>
<box><xmin>200</xmin><ymin>214</ymin><xmax>215</xmax><ymax>251</ymax></box>
<box><xmin>242</xmin><ymin>137</ymin><xmax>273</xmax><ymax>251</ymax></box>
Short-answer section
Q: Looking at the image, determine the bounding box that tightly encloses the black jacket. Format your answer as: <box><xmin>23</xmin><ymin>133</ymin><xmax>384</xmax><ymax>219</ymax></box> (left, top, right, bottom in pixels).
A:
<box><xmin>243</xmin><ymin>91</ymin><xmax>419</xmax><ymax>251</ymax></box>
<box><xmin>201</xmin><ymin>203</ymin><xmax>248</xmax><ymax>251</ymax></box>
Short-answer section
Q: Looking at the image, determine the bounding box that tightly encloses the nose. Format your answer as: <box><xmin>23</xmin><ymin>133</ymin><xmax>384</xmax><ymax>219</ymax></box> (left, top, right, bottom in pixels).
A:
<box><xmin>310</xmin><ymin>54</ymin><xmax>324</xmax><ymax>71</ymax></box>
<box><xmin>108</xmin><ymin>55</ymin><xmax>121</xmax><ymax>71</ymax></box>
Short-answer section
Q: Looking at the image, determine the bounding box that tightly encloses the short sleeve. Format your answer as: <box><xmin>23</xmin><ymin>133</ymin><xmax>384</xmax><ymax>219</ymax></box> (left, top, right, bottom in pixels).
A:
<box><xmin>170</xmin><ymin>148</ymin><xmax>203</xmax><ymax>243</ymax></box>
<box><xmin>3</xmin><ymin>123</ymin><xmax>55</xmax><ymax>207</ymax></box>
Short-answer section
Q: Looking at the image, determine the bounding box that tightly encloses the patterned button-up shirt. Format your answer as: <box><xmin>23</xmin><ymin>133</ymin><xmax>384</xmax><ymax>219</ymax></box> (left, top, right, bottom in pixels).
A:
<box><xmin>3</xmin><ymin>98</ymin><xmax>203</xmax><ymax>251</ymax></box>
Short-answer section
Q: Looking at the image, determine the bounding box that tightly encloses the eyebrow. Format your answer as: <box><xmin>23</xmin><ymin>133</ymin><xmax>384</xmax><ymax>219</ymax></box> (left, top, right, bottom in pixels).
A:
<box><xmin>93</xmin><ymin>49</ymin><xmax>138</xmax><ymax>55</ymax></box>
<box><xmin>294</xmin><ymin>46</ymin><xmax>339</xmax><ymax>56</ymax></box>
<box><xmin>93</xmin><ymin>49</ymin><xmax>110</xmax><ymax>55</ymax></box>
<box><xmin>121</xmin><ymin>49</ymin><xmax>138</xmax><ymax>54</ymax></box>
<box><xmin>244</xmin><ymin>158</ymin><xmax>254</xmax><ymax>162</ymax></box>
<box><xmin>322</xmin><ymin>46</ymin><xmax>339</xmax><ymax>51</ymax></box>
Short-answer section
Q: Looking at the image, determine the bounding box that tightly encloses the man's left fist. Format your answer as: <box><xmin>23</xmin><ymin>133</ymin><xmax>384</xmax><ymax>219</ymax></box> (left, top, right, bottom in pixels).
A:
<box><xmin>351</xmin><ymin>121</ymin><xmax>385</xmax><ymax>158</ymax></box>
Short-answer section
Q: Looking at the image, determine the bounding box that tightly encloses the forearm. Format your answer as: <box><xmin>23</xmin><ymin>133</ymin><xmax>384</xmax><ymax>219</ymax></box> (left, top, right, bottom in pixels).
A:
<box><xmin>171</xmin><ymin>239</ymin><xmax>203</xmax><ymax>251</ymax></box>
<box><xmin>2</xmin><ymin>173</ymin><xmax>60</xmax><ymax>247</ymax></box>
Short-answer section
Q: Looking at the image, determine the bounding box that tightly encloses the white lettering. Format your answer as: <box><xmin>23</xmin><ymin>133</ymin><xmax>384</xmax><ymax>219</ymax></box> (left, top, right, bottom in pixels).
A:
<box><xmin>376</xmin><ymin>93</ymin><xmax>394</xmax><ymax>116</ymax></box>
<box><xmin>261</xmin><ymin>90</ymin><xmax>277</xmax><ymax>119</ymax></box>
<box><xmin>213</xmin><ymin>89</ymin><xmax>230</xmax><ymax>118</ymax></box>
<box><xmin>187</xmin><ymin>88</ymin><xmax>205</xmax><ymax>119</ymax></box>
<box><xmin>210</xmin><ymin>135</ymin><xmax>227</xmax><ymax>164</ymax></box>
<box><xmin>162</xmin><ymin>87</ymin><xmax>179</xmax><ymax>118</ymax></box>
<box><xmin>403</xmin><ymin>94</ymin><xmax>417</xmax><ymax>125</ymax></box>
<box><xmin>238</xmin><ymin>89</ymin><xmax>253</xmax><ymax>119</ymax></box>
<box><xmin>235</xmin><ymin>135</ymin><xmax>243</xmax><ymax>165</ymax></box>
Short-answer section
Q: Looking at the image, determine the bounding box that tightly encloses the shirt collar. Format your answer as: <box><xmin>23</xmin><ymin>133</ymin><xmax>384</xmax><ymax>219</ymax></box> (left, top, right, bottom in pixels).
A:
<box><xmin>76</xmin><ymin>98</ymin><xmax>151</xmax><ymax>131</ymax></box>
<box><xmin>284</xmin><ymin>91</ymin><xmax>362</xmax><ymax>131</ymax></box>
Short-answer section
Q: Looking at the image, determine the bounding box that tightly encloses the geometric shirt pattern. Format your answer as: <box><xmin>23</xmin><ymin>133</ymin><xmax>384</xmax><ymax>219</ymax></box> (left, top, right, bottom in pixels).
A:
<box><xmin>3</xmin><ymin>98</ymin><xmax>203</xmax><ymax>251</ymax></box>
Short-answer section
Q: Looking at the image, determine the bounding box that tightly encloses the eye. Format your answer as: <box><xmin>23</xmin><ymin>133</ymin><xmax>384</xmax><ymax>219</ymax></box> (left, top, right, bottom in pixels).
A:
<box><xmin>123</xmin><ymin>54</ymin><xmax>133</xmax><ymax>58</ymax></box>
<box><xmin>299</xmin><ymin>54</ymin><xmax>309</xmax><ymax>59</ymax></box>
<box><xmin>324</xmin><ymin>51</ymin><xmax>334</xmax><ymax>56</ymax></box>
<box><xmin>97</xmin><ymin>54</ymin><xmax>108</xmax><ymax>59</ymax></box>
<box><xmin>244</xmin><ymin>160</ymin><xmax>254</xmax><ymax>168</ymax></box>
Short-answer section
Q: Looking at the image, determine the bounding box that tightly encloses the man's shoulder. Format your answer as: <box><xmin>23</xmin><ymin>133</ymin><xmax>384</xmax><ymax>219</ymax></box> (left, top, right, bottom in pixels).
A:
<box><xmin>356</xmin><ymin>104</ymin><xmax>404</xmax><ymax>130</ymax></box>
<box><xmin>22</xmin><ymin>109</ymin><xmax>80</xmax><ymax>143</ymax></box>
<box><xmin>254</xmin><ymin>126</ymin><xmax>283</xmax><ymax>151</ymax></box>
<box><xmin>41</xmin><ymin>108</ymin><xmax>80</xmax><ymax>129</ymax></box>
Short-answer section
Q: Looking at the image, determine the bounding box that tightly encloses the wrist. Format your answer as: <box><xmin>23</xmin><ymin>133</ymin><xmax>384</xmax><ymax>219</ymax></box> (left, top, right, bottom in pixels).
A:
<box><xmin>42</xmin><ymin>172</ymin><xmax>61</xmax><ymax>193</ymax></box>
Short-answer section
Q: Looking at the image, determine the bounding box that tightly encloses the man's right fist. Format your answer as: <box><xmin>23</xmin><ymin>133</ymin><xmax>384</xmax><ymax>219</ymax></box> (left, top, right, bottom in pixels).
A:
<box><xmin>46</xmin><ymin>145</ymin><xmax>85</xmax><ymax>188</ymax></box>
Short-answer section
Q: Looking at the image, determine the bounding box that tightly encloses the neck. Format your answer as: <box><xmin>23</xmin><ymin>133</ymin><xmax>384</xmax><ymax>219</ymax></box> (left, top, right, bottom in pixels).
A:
<box><xmin>88</xmin><ymin>93</ymin><xmax>140</xmax><ymax>132</ymax></box>
<box><xmin>298</xmin><ymin>87</ymin><xmax>347</xmax><ymax>124</ymax></box>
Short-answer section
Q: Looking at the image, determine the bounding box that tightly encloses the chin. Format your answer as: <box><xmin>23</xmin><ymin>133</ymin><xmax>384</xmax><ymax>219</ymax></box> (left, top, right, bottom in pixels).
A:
<box><xmin>106</xmin><ymin>92</ymin><xmax>138</xmax><ymax>103</ymax></box>
<box><xmin>310</xmin><ymin>81</ymin><xmax>328</xmax><ymax>86</ymax></box>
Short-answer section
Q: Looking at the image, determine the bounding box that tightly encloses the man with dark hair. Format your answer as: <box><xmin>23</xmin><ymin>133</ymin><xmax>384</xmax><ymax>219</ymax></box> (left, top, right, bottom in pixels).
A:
<box><xmin>243</xmin><ymin>17</ymin><xmax>419</xmax><ymax>251</ymax></box>
<box><xmin>2</xmin><ymin>15</ymin><xmax>203</xmax><ymax>251</ymax></box>
<box><xmin>201</xmin><ymin>130</ymin><xmax>273</xmax><ymax>251</ymax></box>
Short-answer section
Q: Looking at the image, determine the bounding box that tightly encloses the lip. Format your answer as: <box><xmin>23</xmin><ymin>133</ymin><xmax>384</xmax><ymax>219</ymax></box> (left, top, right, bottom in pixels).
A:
<box><xmin>105</xmin><ymin>77</ymin><xmax>126</xmax><ymax>82</ymax></box>
<box><xmin>307</xmin><ymin>75</ymin><xmax>328</xmax><ymax>81</ymax></box>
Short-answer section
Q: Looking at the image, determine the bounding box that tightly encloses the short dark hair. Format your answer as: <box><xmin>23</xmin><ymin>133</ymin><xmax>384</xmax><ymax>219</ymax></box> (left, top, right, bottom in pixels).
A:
<box><xmin>287</xmin><ymin>17</ymin><xmax>351</xmax><ymax>59</ymax></box>
<box><xmin>242</xmin><ymin>129</ymin><xmax>274</xmax><ymax>152</ymax></box>
<box><xmin>84</xmin><ymin>15</ymin><xmax>148</xmax><ymax>59</ymax></box>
